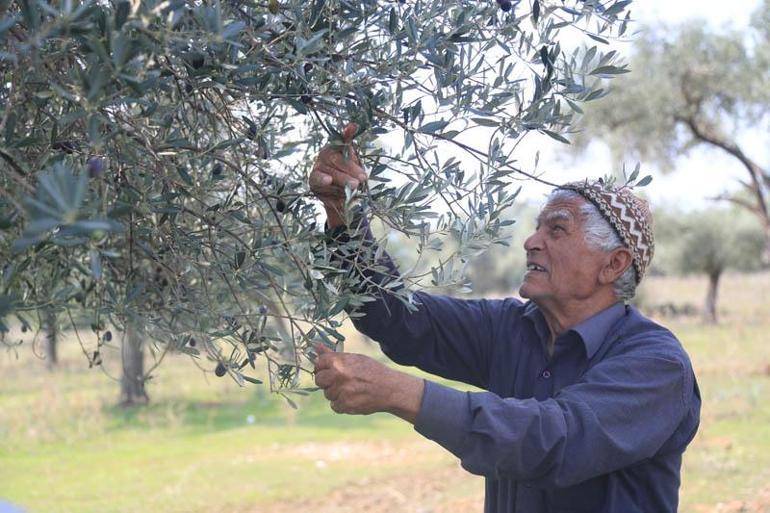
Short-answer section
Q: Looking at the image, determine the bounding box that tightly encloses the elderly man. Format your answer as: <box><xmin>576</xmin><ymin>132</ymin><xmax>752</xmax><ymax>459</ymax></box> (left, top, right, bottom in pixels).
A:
<box><xmin>309</xmin><ymin>125</ymin><xmax>701</xmax><ymax>513</ymax></box>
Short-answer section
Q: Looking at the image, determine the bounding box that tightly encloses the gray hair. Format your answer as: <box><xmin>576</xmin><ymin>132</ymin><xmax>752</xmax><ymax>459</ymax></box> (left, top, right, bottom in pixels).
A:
<box><xmin>547</xmin><ymin>189</ymin><xmax>638</xmax><ymax>302</ymax></box>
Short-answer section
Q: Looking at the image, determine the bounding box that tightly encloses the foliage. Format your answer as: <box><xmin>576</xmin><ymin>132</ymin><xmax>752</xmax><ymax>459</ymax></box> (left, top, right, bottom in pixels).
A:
<box><xmin>463</xmin><ymin>200</ymin><xmax>539</xmax><ymax>295</ymax></box>
<box><xmin>653</xmin><ymin>207</ymin><xmax>764</xmax><ymax>278</ymax></box>
<box><xmin>0</xmin><ymin>0</ymin><xmax>632</xmax><ymax>389</ymax></box>
<box><xmin>650</xmin><ymin>206</ymin><xmax>763</xmax><ymax>322</ymax></box>
<box><xmin>569</xmin><ymin>2</ymin><xmax>770</xmax><ymax>259</ymax></box>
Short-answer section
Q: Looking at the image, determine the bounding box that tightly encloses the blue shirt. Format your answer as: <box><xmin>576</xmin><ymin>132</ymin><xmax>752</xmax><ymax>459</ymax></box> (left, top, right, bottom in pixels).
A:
<box><xmin>329</xmin><ymin>221</ymin><xmax>701</xmax><ymax>513</ymax></box>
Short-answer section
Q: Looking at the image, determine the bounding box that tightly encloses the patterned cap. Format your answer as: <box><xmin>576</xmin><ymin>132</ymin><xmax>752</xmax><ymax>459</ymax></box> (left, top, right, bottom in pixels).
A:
<box><xmin>559</xmin><ymin>180</ymin><xmax>655</xmax><ymax>283</ymax></box>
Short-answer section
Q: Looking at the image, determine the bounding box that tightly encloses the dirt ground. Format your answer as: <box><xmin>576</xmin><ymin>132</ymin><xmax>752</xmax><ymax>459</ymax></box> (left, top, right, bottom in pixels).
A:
<box><xmin>240</xmin><ymin>439</ymin><xmax>770</xmax><ymax>513</ymax></box>
<box><xmin>700</xmin><ymin>486</ymin><xmax>770</xmax><ymax>513</ymax></box>
<box><xmin>247</xmin><ymin>462</ymin><xmax>483</xmax><ymax>513</ymax></box>
<box><xmin>238</xmin><ymin>439</ymin><xmax>484</xmax><ymax>513</ymax></box>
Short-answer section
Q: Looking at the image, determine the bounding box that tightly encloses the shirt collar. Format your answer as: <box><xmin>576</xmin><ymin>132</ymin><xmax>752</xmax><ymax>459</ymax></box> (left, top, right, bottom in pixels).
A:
<box><xmin>569</xmin><ymin>302</ymin><xmax>628</xmax><ymax>359</ymax></box>
<box><xmin>522</xmin><ymin>302</ymin><xmax>550</xmax><ymax>347</ymax></box>
<box><xmin>522</xmin><ymin>301</ymin><xmax>627</xmax><ymax>359</ymax></box>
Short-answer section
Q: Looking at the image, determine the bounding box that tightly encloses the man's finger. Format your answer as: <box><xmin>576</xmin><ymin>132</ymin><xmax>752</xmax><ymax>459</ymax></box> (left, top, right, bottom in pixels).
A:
<box><xmin>318</xmin><ymin>151</ymin><xmax>365</xmax><ymax>180</ymax></box>
<box><xmin>314</xmin><ymin>165</ymin><xmax>360</xmax><ymax>189</ymax></box>
<box><xmin>309</xmin><ymin>170</ymin><xmax>333</xmax><ymax>189</ymax></box>
<box><xmin>342</xmin><ymin>122</ymin><xmax>358</xmax><ymax>144</ymax></box>
<box><xmin>324</xmin><ymin>386</ymin><xmax>340</xmax><ymax>402</ymax></box>
<box><xmin>314</xmin><ymin>368</ymin><xmax>334</xmax><ymax>388</ymax></box>
<box><xmin>313</xmin><ymin>344</ymin><xmax>336</xmax><ymax>372</ymax></box>
<box><xmin>314</xmin><ymin>354</ymin><xmax>333</xmax><ymax>372</ymax></box>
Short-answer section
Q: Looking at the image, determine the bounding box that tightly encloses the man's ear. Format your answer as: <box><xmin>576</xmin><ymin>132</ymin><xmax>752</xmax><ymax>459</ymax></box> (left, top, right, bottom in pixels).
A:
<box><xmin>599</xmin><ymin>247</ymin><xmax>634</xmax><ymax>285</ymax></box>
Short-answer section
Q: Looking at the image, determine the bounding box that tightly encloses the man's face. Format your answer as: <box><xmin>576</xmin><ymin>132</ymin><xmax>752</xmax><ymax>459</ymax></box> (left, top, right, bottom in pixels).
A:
<box><xmin>519</xmin><ymin>197</ymin><xmax>608</xmax><ymax>310</ymax></box>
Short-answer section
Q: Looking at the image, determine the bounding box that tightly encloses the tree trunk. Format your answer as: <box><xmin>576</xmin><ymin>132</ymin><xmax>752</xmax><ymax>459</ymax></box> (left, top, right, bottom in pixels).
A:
<box><xmin>763</xmin><ymin>222</ymin><xmax>770</xmax><ymax>266</ymax></box>
<box><xmin>120</xmin><ymin>322</ymin><xmax>149</xmax><ymax>406</ymax></box>
<box><xmin>43</xmin><ymin>306</ymin><xmax>58</xmax><ymax>370</ymax></box>
<box><xmin>704</xmin><ymin>271</ymin><xmax>721</xmax><ymax>324</ymax></box>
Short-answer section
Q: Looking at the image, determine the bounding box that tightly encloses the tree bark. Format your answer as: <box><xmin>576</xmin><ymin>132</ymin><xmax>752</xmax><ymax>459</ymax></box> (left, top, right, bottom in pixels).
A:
<box><xmin>120</xmin><ymin>322</ymin><xmax>149</xmax><ymax>406</ymax></box>
<box><xmin>704</xmin><ymin>271</ymin><xmax>721</xmax><ymax>324</ymax></box>
<box><xmin>677</xmin><ymin>115</ymin><xmax>770</xmax><ymax>262</ymax></box>
<box><xmin>43</xmin><ymin>306</ymin><xmax>58</xmax><ymax>370</ymax></box>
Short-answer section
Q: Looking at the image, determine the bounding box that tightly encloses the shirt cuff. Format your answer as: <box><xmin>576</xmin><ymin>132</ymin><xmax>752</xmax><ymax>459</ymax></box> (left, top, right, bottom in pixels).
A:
<box><xmin>414</xmin><ymin>380</ymin><xmax>472</xmax><ymax>455</ymax></box>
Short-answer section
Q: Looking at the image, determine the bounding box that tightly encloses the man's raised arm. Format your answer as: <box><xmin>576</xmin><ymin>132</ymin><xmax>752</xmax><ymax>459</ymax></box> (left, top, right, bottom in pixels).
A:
<box><xmin>307</xmin><ymin>124</ymin><xmax>521</xmax><ymax>390</ymax></box>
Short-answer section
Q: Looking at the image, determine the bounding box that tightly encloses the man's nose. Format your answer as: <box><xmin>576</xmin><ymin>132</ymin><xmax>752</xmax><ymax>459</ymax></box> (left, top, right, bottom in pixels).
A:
<box><xmin>524</xmin><ymin>229</ymin><xmax>543</xmax><ymax>252</ymax></box>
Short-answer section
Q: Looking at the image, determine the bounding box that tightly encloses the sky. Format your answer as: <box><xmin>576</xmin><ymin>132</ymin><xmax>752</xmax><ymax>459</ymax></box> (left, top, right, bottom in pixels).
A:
<box><xmin>517</xmin><ymin>0</ymin><xmax>767</xmax><ymax>209</ymax></box>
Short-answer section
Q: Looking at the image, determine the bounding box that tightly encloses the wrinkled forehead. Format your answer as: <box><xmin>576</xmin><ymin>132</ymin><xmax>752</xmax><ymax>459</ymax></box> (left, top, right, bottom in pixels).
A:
<box><xmin>537</xmin><ymin>197</ymin><xmax>588</xmax><ymax>225</ymax></box>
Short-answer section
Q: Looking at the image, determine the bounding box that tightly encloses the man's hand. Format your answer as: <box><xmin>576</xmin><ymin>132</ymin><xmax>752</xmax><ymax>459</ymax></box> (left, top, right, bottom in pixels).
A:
<box><xmin>313</xmin><ymin>344</ymin><xmax>425</xmax><ymax>424</ymax></box>
<box><xmin>309</xmin><ymin>123</ymin><xmax>367</xmax><ymax>228</ymax></box>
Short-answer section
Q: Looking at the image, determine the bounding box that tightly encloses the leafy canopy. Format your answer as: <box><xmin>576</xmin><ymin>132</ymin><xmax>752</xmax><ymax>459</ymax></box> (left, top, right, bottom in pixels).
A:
<box><xmin>0</xmin><ymin>0</ymin><xmax>632</xmax><ymax>390</ymax></box>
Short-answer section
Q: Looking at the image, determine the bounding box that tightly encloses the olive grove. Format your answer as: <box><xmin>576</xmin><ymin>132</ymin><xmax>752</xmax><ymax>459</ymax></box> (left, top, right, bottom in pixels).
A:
<box><xmin>0</xmin><ymin>0</ymin><xmax>634</xmax><ymax>404</ymax></box>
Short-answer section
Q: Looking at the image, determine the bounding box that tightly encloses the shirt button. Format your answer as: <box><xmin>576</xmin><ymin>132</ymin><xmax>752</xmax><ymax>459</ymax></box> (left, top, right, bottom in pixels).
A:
<box><xmin>541</xmin><ymin>369</ymin><xmax>551</xmax><ymax>379</ymax></box>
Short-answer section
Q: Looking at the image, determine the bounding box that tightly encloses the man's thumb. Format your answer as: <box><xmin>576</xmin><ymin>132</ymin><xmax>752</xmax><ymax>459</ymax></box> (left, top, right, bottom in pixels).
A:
<box><xmin>341</xmin><ymin>122</ymin><xmax>358</xmax><ymax>144</ymax></box>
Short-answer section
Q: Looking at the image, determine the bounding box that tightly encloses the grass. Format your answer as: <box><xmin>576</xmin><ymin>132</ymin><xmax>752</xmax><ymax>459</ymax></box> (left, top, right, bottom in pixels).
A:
<box><xmin>639</xmin><ymin>272</ymin><xmax>770</xmax><ymax>512</ymax></box>
<box><xmin>0</xmin><ymin>324</ymin><xmax>459</xmax><ymax>513</ymax></box>
<box><xmin>1</xmin><ymin>272</ymin><xmax>769</xmax><ymax>512</ymax></box>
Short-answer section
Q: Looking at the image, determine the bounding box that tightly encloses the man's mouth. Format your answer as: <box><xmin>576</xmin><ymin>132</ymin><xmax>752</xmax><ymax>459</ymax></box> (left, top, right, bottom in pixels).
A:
<box><xmin>526</xmin><ymin>263</ymin><xmax>547</xmax><ymax>272</ymax></box>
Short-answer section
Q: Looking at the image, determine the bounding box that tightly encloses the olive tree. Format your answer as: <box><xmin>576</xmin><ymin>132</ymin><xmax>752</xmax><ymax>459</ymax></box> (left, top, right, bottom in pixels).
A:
<box><xmin>0</xmin><ymin>0</ymin><xmax>633</xmax><ymax>404</ymax></box>
<box><xmin>570</xmin><ymin>1</ymin><xmax>770</xmax><ymax>261</ymax></box>
<box><xmin>654</xmin><ymin>207</ymin><xmax>764</xmax><ymax>324</ymax></box>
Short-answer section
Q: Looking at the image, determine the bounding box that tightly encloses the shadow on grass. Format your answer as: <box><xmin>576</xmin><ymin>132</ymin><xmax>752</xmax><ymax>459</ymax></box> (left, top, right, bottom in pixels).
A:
<box><xmin>103</xmin><ymin>386</ymin><xmax>388</xmax><ymax>434</ymax></box>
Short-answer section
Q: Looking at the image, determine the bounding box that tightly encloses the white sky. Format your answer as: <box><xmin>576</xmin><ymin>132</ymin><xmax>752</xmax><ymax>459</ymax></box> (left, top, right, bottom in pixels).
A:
<box><xmin>517</xmin><ymin>0</ymin><xmax>767</xmax><ymax>209</ymax></box>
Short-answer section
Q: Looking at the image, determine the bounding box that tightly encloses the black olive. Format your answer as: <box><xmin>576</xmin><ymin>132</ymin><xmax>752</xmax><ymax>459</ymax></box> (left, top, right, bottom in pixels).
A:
<box><xmin>303</xmin><ymin>62</ymin><xmax>313</xmax><ymax>73</ymax></box>
<box><xmin>52</xmin><ymin>140</ymin><xmax>78</xmax><ymax>154</ymax></box>
<box><xmin>214</xmin><ymin>362</ymin><xmax>227</xmax><ymax>377</ymax></box>
<box><xmin>276</xmin><ymin>199</ymin><xmax>286</xmax><ymax>212</ymax></box>
<box><xmin>87</xmin><ymin>157</ymin><xmax>105</xmax><ymax>178</ymax></box>
<box><xmin>188</xmin><ymin>52</ymin><xmax>205</xmax><ymax>69</ymax></box>
<box><xmin>300</xmin><ymin>94</ymin><xmax>312</xmax><ymax>104</ymax></box>
<box><xmin>104</xmin><ymin>330</ymin><xmax>112</xmax><ymax>341</ymax></box>
<box><xmin>212</xmin><ymin>163</ymin><xmax>223</xmax><ymax>177</ymax></box>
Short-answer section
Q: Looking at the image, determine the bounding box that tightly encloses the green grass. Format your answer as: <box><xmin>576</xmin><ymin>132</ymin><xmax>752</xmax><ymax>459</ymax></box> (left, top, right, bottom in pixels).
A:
<box><xmin>1</xmin><ymin>272</ymin><xmax>769</xmax><ymax>512</ymax></box>
<box><xmin>0</xmin><ymin>345</ymin><xmax>427</xmax><ymax>513</ymax></box>
<box><xmin>0</xmin><ymin>325</ymin><xmax>460</xmax><ymax>513</ymax></box>
<box><xmin>640</xmin><ymin>273</ymin><xmax>770</xmax><ymax>512</ymax></box>
<box><xmin>675</xmin><ymin>323</ymin><xmax>770</xmax><ymax>511</ymax></box>
<box><xmin>0</xmin><ymin>424</ymin><xmax>434</xmax><ymax>513</ymax></box>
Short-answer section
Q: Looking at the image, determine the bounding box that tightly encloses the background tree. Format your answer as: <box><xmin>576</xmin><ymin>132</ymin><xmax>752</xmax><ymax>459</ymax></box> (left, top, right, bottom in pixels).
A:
<box><xmin>570</xmin><ymin>1</ymin><xmax>770</xmax><ymax>261</ymax></box>
<box><xmin>653</xmin><ymin>207</ymin><xmax>764</xmax><ymax>324</ymax></box>
<box><xmin>0</xmin><ymin>0</ymin><xmax>634</xmax><ymax>404</ymax></box>
<box><xmin>42</xmin><ymin>306</ymin><xmax>58</xmax><ymax>370</ymax></box>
